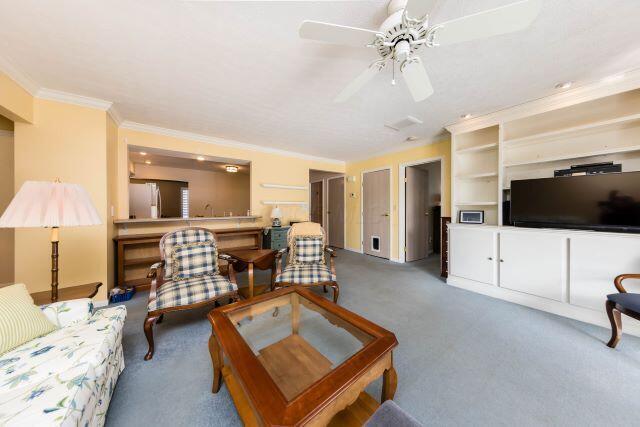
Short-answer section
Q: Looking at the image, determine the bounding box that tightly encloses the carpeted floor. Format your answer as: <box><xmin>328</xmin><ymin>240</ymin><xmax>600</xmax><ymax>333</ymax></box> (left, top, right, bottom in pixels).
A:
<box><xmin>105</xmin><ymin>250</ymin><xmax>640</xmax><ymax>426</ymax></box>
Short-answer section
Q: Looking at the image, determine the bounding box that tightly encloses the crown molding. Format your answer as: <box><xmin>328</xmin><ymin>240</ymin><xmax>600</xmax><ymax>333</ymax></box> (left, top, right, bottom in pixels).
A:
<box><xmin>107</xmin><ymin>106</ymin><xmax>123</xmax><ymax>126</ymax></box>
<box><xmin>347</xmin><ymin>136</ymin><xmax>446</xmax><ymax>163</ymax></box>
<box><xmin>36</xmin><ymin>88</ymin><xmax>112</xmax><ymax>111</ymax></box>
<box><xmin>446</xmin><ymin>67</ymin><xmax>640</xmax><ymax>134</ymax></box>
<box><xmin>120</xmin><ymin>121</ymin><xmax>346</xmax><ymax>166</ymax></box>
<box><xmin>0</xmin><ymin>55</ymin><xmax>39</xmax><ymax>96</ymax></box>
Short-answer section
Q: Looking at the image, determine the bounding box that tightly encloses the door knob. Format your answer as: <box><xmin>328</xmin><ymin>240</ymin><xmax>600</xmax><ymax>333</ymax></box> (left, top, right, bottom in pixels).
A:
<box><xmin>382</xmin><ymin>213</ymin><xmax>390</xmax><ymax>217</ymax></box>
<box><xmin>487</xmin><ymin>257</ymin><xmax>493</xmax><ymax>260</ymax></box>
<box><xmin>500</xmin><ymin>259</ymin><xmax>504</xmax><ymax>262</ymax></box>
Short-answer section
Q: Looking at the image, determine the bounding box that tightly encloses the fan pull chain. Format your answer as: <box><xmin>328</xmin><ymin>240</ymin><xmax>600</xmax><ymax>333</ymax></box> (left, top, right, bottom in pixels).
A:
<box><xmin>391</xmin><ymin>60</ymin><xmax>396</xmax><ymax>86</ymax></box>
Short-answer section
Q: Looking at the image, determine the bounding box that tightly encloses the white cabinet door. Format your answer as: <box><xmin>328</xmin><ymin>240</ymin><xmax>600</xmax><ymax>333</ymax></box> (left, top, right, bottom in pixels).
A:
<box><xmin>499</xmin><ymin>232</ymin><xmax>565</xmax><ymax>301</ymax></box>
<box><xmin>449</xmin><ymin>227</ymin><xmax>496</xmax><ymax>285</ymax></box>
<box><xmin>570</xmin><ymin>236</ymin><xmax>640</xmax><ymax>311</ymax></box>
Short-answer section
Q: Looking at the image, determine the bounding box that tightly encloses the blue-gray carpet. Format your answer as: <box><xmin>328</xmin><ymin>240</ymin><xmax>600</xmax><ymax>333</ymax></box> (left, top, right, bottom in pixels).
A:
<box><xmin>105</xmin><ymin>250</ymin><xmax>640</xmax><ymax>426</ymax></box>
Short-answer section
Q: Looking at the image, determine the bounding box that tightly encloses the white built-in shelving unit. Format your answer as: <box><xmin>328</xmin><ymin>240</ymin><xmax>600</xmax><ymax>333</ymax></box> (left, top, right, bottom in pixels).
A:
<box><xmin>449</xmin><ymin>77</ymin><xmax>640</xmax><ymax>226</ymax></box>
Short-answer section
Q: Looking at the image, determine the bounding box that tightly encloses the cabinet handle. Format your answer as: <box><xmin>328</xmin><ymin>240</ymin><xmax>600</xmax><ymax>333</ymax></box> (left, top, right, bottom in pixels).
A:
<box><xmin>487</xmin><ymin>257</ymin><xmax>493</xmax><ymax>260</ymax></box>
<box><xmin>500</xmin><ymin>259</ymin><xmax>504</xmax><ymax>262</ymax></box>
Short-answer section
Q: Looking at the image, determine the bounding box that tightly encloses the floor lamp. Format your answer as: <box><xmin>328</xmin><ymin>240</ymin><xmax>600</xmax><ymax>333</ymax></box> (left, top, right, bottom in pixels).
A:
<box><xmin>0</xmin><ymin>180</ymin><xmax>102</xmax><ymax>302</ymax></box>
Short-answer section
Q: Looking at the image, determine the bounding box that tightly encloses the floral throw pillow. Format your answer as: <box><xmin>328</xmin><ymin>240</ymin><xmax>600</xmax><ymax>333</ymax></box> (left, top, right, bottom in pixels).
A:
<box><xmin>292</xmin><ymin>236</ymin><xmax>325</xmax><ymax>265</ymax></box>
<box><xmin>171</xmin><ymin>240</ymin><xmax>219</xmax><ymax>281</ymax></box>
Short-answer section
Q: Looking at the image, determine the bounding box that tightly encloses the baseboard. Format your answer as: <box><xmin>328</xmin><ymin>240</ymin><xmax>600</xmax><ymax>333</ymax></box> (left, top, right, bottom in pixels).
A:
<box><xmin>344</xmin><ymin>246</ymin><xmax>363</xmax><ymax>254</ymax></box>
<box><xmin>447</xmin><ymin>275</ymin><xmax>640</xmax><ymax>338</ymax></box>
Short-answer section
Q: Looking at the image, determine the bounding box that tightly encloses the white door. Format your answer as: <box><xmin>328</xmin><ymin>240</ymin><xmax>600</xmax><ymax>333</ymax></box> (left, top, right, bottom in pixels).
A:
<box><xmin>449</xmin><ymin>227</ymin><xmax>496</xmax><ymax>285</ymax></box>
<box><xmin>499</xmin><ymin>232</ymin><xmax>565</xmax><ymax>301</ymax></box>
<box><xmin>406</xmin><ymin>166</ymin><xmax>429</xmax><ymax>262</ymax></box>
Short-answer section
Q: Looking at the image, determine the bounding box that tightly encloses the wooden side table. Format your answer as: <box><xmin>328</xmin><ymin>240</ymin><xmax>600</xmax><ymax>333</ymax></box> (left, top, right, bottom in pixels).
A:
<box><xmin>223</xmin><ymin>249</ymin><xmax>276</xmax><ymax>299</ymax></box>
<box><xmin>30</xmin><ymin>282</ymin><xmax>102</xmax><ymax>305</ymax></box>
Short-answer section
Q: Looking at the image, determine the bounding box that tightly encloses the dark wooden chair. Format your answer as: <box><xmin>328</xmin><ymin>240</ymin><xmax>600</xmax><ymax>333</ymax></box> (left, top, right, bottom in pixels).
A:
<box><xmin>273</xmin><ymin>222</ymin><xmax>339</xmax><ymax>303</ymax></box>
<box><xmin>143</xmin><ymin>227</ymin><xmax>239</xmax><ymax>360</ymax></box>
<box><xmin>606</xmin><ymin>273</ymin><xmax>640</xmax><ymax>348</ymax></box>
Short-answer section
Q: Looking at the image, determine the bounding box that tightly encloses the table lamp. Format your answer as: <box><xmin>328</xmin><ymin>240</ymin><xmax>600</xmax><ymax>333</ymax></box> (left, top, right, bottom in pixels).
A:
<box><xmin>0</xmin><ymin>180</ymin><xmax>102</xmax><ymax>302</ymax></box>
<box><xmin>270</xmin><ymin>206</ymin><xmax>283</xmax><ymax>227</ymax></box>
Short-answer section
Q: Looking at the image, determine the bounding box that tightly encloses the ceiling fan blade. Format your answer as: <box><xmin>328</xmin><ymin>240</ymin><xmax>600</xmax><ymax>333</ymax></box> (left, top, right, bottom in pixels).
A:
<box><xmin>334</xmin><ymin>62</ymin><xmax>385</xmax><ymax>103</ymax></box>
<box><xmin>430</xmin><ymin>0</ymin><xmax>541</xmax><ymax>46</ymax></box>
<box><xmin>404</xmin><ymin>0</ymin><xmax>439</xmax><ymax>20</ymax></box>
<box><xmin>299</xmin><ymin>20</ymin><xmax>382</xmax><ymax>48</ymax></box>
<box><xmin>401</xmin><ymin>57</ymin><xmax>433</xmax><ymax>102</ymax></box>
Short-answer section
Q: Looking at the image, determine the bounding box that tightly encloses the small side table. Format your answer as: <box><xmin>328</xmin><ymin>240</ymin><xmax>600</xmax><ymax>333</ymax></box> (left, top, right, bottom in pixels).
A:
<box><xmin>31</xmin><ymin>282</ymin><xmax>102</xmax><ymax>306</ymax></box>
<box><xmin>224</xmin><ymin>249</ymin><xmax>276</xmax><ymax>299</ymax></box>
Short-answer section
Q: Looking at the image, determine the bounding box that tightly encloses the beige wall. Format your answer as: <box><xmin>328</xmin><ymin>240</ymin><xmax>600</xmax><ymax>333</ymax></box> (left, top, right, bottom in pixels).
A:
<box><xmin>131</xmin><ymin>163</ymin><xmax>250</xmax><ymax>217</ymax></box>
<box><xmin>0</xmin><ymin>124</ymin><xmax>14</xmax><ymax>284</ymax></box>
<box><xmin>0</xmin><ymin>72</ymin><xmax>33</xmax><ymax>123</ymax></box>
<box><xmin>14</xmin><ymin>99</ymin><xmax>110</xmax><ymax>301</ymax></box>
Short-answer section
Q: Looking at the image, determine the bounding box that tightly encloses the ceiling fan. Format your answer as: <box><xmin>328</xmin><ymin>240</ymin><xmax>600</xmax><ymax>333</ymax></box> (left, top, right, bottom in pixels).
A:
<box><xmin>299</xmin><ymin>0</ymin><xmax>541</xmax><ymax>103</ymax></box>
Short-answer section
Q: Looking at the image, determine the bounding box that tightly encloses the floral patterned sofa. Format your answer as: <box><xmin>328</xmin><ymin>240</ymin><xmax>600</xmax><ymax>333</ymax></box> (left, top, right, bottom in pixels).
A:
<box><xmin>0</xmin><ymin>299</ymin><xmax>126</xmax><ymax>426</ymax></box>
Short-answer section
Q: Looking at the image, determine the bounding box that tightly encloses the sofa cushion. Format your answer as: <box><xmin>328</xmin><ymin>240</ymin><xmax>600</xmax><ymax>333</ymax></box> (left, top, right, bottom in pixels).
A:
<box><xmin>40</xmin><ymin>298</ymin><xmax>93</xmax><ymax>328</ymax></box>
<box><xmin>291</xmin><ymin>236</ymin><xmax>325</xmax><ymax>265</ymax></box>
<box><xmin>0</xmin><ymin>284</ymin><xmax>56</xmax><ymax>355</ymax></box>
<box><xmin>276</xmin><ymin>264</ymin><xmax>336</xmax><ymax>284</ymax></box>
<box><xmin>148</xmin><ymin>275</ymin><xmax>237</xmax><ymax>312</ymax></box>
<box><xmin>171</xmin><ymin>240</ymin><xmax>219</xmax><ymax>281</ymax></box>
<box><xmin>0</xmin><ymin>305</ymin><xmax>127</xmax><ymax>426</ymax></box>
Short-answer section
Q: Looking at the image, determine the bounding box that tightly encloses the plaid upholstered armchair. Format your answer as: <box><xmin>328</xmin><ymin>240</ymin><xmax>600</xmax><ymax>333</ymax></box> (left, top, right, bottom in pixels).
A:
<box><xmin>274</xmin><ymin>222</ymin><xmax>339</xmax><ymax>303</ymax></box>
<box><xmin>143</xmin><ymin>227</ymin><xmax>239</xmax><ymax>360</ymax></box>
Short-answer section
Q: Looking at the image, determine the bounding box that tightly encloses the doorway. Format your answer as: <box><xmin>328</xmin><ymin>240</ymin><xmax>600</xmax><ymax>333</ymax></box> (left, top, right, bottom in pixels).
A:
<box><xmin>309</xmin><ymin>170</ymin><xmax>345</xmax><ymax>248</ymax></box>
<box><xmin>362</xmin><ymin>168</ymin><xmax>391</xmax><ymax>259</ymax></box>
<box><xmin>327</xmin><ymin>176</ymin><xmax>344</xmax><ymax>248</ymax></box>
<box><xmin>401</xmin><ymin>159</ymin><xmax>443</xmax><ymax>263</ymax></box>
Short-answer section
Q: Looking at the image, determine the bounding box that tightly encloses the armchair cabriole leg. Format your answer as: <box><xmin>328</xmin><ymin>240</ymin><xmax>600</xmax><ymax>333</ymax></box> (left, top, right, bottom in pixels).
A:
<box><xmin>156</xmin><ymin>314</ymin><xmax>164</xmax><ymax>324</ymax></box>
<box><xmin>143</xmin><ymin>315</ymin><xmax>159</xmax><ymax>360</ymax></box>
<box><xmin>606</xmin><ymin>300</ymin><xmax>622</xmax><ymax>348</ymax></box>
<box><xmin>331</xmin><ymin>282</ymin><xmax>339</xmax><ymax>303</ymax></box>
<box><xmin>323</xmin><ymin>285</ymin><xmax>328</xmax><ymax>293</ymax></box>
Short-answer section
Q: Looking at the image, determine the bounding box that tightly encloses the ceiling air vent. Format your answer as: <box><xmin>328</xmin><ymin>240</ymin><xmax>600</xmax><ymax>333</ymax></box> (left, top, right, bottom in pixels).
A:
<box><xmin>384</xmin><ymin>115</ymin><xmax>423</xmax><ymax>131</ymax></box>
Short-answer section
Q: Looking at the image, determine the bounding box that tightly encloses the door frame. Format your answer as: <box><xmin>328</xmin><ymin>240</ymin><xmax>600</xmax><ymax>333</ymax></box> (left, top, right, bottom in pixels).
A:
<box><xmin>360</xmin><ymin>166</ymin><xmax>393</xmax><ymax>257</ymax></box>
<box><xmin>398</xmin><ymin>156</ymin><xmax>446</xmax><ymax>263</ymax></box>
<box><xmin>327</xmin><ymin>175</ymin><xmax>346</xmax><ymax>249</ymax></box>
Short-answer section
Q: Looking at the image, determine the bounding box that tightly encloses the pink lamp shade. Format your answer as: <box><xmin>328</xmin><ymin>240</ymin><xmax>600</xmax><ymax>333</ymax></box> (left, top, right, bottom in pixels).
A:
<box><xmin>0</xmin><ymin>181</ymin><xmax>102</xmax><ymax>228</ymax></box>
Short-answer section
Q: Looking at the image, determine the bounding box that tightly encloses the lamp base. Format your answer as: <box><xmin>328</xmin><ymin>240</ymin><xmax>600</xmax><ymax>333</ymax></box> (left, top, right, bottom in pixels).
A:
<box><xmin>271</xmin><ymin>218</ymin><xmax>281</xmax><ymax>227</ymax></box>
<box><xmin>51</xmin><ymin>228</ymin><xmax>59</xmax><ymax>303</ymax></box>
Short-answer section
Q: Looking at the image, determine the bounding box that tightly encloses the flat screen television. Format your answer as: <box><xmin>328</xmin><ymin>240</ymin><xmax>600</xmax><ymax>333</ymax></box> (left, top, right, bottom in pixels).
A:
<box><xmin>511</xmin><ymin>171</ymin><xmax>640</xmax><ymax>233</ymax></box>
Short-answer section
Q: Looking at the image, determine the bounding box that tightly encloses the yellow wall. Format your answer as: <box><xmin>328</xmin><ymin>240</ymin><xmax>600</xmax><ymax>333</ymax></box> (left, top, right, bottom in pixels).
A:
<box><xmin>345</xmin><ymin>138</ymin><xmax>451</xmax><ymax>260</ymax></box>
<box><xmin>116</xmin><ymin>128</ymin><xmax>345</xmax><ymax>235</ymax></box>
<box><xmin>106</xmin><ymin>115</ymin><xmax>118</xmax><ymax>296</ymax></box>
<box><xmin>13</xmin><ymin>99</ymin><xmax>110</xmax><ymax>300</ymax></box>
<box><xmin>0</xmin><ymin>72</ymin><xmax>33</xmax><ymax>123</ymax></box>
<box><xmin>0</xmin><ymin>126</ymin><xmax>14</xmax><ymax>284</ymax></box>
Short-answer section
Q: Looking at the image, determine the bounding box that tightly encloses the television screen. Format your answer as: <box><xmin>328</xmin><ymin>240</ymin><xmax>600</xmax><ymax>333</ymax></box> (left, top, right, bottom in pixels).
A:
<box><xmin>511</xmin><ymin>172</ymin><xmax>640</xmax><ymax>232</ymax></box>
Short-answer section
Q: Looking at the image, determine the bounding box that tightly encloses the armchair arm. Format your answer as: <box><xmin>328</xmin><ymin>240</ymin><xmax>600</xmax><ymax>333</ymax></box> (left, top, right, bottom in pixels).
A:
<box><xmin>147</xmin><ymin>261</ymin><xmax>165</xmax><ymax>306</ymax></box>
<box><xmin>275</xmin><ymin>248</ymin><xmax>288</xmax><ymax>277</ymax></box>
<box><xmin>325</xmin><ymin>247</ymin><xmax>337</xmax><ymax>276</ymax></box>
<box><xmin>614</xmin><ymin>274</ymin><xmax>640</xmax><ymax>293</ymax></box>
<box><xmin>218</xmin><ymin>253</ymin><xmax>238</xmax><ymax>285</ymax></box>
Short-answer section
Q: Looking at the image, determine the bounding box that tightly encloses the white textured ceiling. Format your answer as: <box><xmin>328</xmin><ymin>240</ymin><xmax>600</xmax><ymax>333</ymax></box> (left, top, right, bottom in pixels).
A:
<box><xmin>1</xmin><ymin>0</ymin><xmax>640</xmax><ymax>161</ymax></box>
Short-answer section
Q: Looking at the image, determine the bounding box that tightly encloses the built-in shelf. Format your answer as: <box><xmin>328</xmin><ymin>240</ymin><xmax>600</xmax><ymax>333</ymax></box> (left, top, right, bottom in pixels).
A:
<box><xmin>504</xmin><ymin>144</ymin><xmax>640</xmax><ymax>167</ymax></box>
<box><xmin>455</xmin><ymin>201</ymin><xmax>499</xmax><ymax>206</ymax></box>
<box><xmin>504</xmin><ymin>113</ymin><xmax>640</xmax><ymax>145</ymax></box>
<box><xmin>456</xmin><ymin>142</ymin><xmax>498</xmax><ymax>154</ymax></box>
<box><xmin>114</xmin><ymin>215</ymin><xmax>261</xmax><ymax>225</ymax></box>
<box><xmin>261</xmin><ymin>201</ymin><xmax>308</xmax><ymax>206</ymax></box>
<box><xmin>261</xmin><ymin>183</ymin><xmax>308</xmax><ymax>190</ymax></box>
<box><xmin>456</xmin><ymin>172</ymin><xmax>498</xmax><ymax>180</ymax></box>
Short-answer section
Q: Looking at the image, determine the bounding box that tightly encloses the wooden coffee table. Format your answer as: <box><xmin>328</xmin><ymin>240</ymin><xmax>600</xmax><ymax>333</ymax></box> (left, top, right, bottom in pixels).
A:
<box><xmin>223</xmin><ymin>248</ymin><xmax>276</xmax><ymax>299</ymax></box>
<box><xmin>208</xmin><ymin>286</ymin><xmax>398</xmax><ymax>426</ymax></box>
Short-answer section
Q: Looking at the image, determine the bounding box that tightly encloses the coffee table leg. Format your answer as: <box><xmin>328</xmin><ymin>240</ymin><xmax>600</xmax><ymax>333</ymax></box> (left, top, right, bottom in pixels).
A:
<box><xmin>248</xmin><ymin>262</ymin><xmax>254</xmax><ymax>299</ymax></box>
<box><xmin>381</xmin><ymin>358</ymin><xmax>397</xmax><ymax>402</ymax></box>
<box><xmin>209</xmin><ymin>328</ymin><xmax>223</xmax><ymax>393</ymax></box>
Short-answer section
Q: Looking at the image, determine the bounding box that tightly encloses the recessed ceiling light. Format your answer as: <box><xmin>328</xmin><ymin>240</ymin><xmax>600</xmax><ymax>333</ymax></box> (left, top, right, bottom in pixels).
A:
<box><xmin>555</xmin><ymin>81</ymin><xmax>573</xmax><ymax>90</ymax></box>
<box><xmin>196</xmin><ymin>156</ymin><xmax>205</xmax><ymax>161</ymax></box>
<box><xmin>225</xmin><ymin>165</ymin><xmax>239</xmax><ymax>173</ymax></box>
<box><xmin>460</xmin><ymin>113</ymin><xmax>472</xmax><ymax>119</ymax></box>
<box><xmin>145</xmin><ymin>160</ymin><xmax>151</xmax><ymax>165</ymax></box>
<box><xmin>140</xmin><ymin>152</ymin><xmax>147</xmax><ymax>156</ymax></box>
